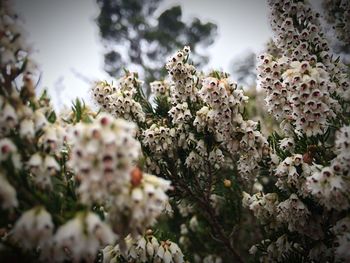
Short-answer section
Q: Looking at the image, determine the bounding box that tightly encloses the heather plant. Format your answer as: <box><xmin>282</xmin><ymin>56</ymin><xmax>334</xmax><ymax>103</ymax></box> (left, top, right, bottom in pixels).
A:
<box><xmin>245</xmin><ymin>0</ymin><xmax>350</xmax><ymax>262</ymax></box>
<box><xmin>0</xmin><ymin>0</ymin><xmax>349</xmax><ymax>263</ymax></box>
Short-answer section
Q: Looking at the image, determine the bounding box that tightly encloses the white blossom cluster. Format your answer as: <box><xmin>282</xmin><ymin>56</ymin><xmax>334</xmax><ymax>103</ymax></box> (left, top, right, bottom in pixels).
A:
<box><xmin>0</xmin><ymin>3</ymin><xmax>64</xmax><ymax>202</ymax></box>
<box><xmin>10</xmin><ymin>208</ymin><xmax>116</xmax><ymax>262</ymax></box>
<box><xmin>143</xmin><ymin>124</ymin><xmax>176</xmax><ymax>158</ymax></box>
<box><xmin>195</xmin><ymin>76</ymin><xmax>247</xmax><ymax>142</ymax></box>
<box><xmin>68</xmin><ymin>113</ymin><xmax>141</xmax><ymax>205</ymax></box>
<box><xmin>259</xmin><ymin>0</ymin><xmax>349</xmax><ymax>138</ymax></box>
<box><xmin>275</xmin><ymin>154</ymin><xmax>313</xmax><ymax>196</ymax></box>
<box><xmin>27</xmin><ymin>152</ymin><xmax>60</xmax><ymax>189</ymax></box>
<box><xmin>0</xmin><ymin>4</ymin><xmax>175</xmax><ymax>263</ymax></box>
<box><xmin>237</xmin><ymin>120</ymin><xmax>269</xmax><ymax>179</ymax></box>
<box><xmin>52</xmin><ymin>212</ymin><xmax>116</xmax><ymax>262</ymax></box>
<box><xmin>10</xmin><ymin>207</ymin><xmax>54</xmax><ymax>253</ymax></box>
<box><xmin>150</xmin><ymin>80</ymin><xmax>170</xmax><ymax>97</ymax></box>
<box><xmin>108</xmin><ymin>171</ymin><xmax>172</xmax><ymax>237</ymax></box>
<box><xmin>258</xmin><ymin>57</ymin><xmax>340</xmax><ymax>137</ymax></box>
<box><xmin>306</xmin><ymin>125</ymin><xmax>350</xmax><ymax>211</ymax></box>
<box><xmin>245</xmin><ymin>126</ymin><xmax>350</xmax><ymax>260</ymax></box>
<box><xmin>165</xmin><ymin>46</ymin><xmax>197</xmax><ymax>103</ymax></box>
<box><xmin>92</xmin><ymin>73</ymin><xmax>145</xmax><ymax>123</ymax></box>
<box><xmin>242</xmin><ymin>191</ymin><xmax>279</xmax><ymax>228</ymax></box>
<box><xmin>102</xmin><ymin>232</ymin><xmax>184</xmax><ymax>263</ymax></box>
<box><xmin>185</xmin><ymin>150</ymin><xmax>204</xmax><ymax>170</ymax></box>
<box><xmin>164</xmin><ymin>47</ymin><xmax>269</xmax><ymax>180</ymax></box>
<box><xmin>196</xmin><ymin>75</ymin><xmax>269</xmax><ymax>179</ymax></box>
<box><xmin>333</xmin><ymin>125</ymin><xmax>350</xmax><ymax>176</ymax></box>
<box><xmin>250</xmin><ymin>235</ymin><xmax>303</xmax><ymax>262</ymax></box>
<box><xmin>268</xmin><ymin>0</ymin><xmax>329</xmax><ymax>59</ymax></box>
<box><xmin>68</xmin><ymin>114</ymin><xmax>171</xmax><ymax>237</ymax></box>
<box><xmin>276</xmin><ymin>193</ymin><xmax>310</xmax><ymax>233</ymax></box>
<box><xmin>331</xmin><ymin>216</ymin><xmax>350</xmax><ymax>261</ymax></box>
<box><xmin>168</xmin><ymin>102</ymin><xmax>192</xmax><ymax>126</ymax></box>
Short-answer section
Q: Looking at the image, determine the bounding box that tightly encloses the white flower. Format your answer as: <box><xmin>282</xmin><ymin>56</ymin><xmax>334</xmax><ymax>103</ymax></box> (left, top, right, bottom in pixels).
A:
<box><xmin>243</xmin><ymin>192</ymin><xmax>279</xmax><ymax>227</ymax></box>
<box><xmin>109</xmin><ymin>172</ymin><xmax>171</xmax><ymax>237</ymax></box>
<box><xmin>92</xmin><ymin>75</ymin><xmax>145</xmax><ymax>123</ymax></box>
<box><xmin>274</xmin><ymin>154</ymin><xmax>312</xmax><ymax>196</ymax></box>
<box><xmin>34</xmin><ymin>110</ymin><xmax>48</xmax><ymax>131</ymax></box>
<box><xmin>19</xmin><ymin>118</ymin><xmax>35</xmax><ymax>139</ymax></box>
<box><xmin>143</xmin><ymin>124</ymin><xmax>175</xmax><ymax>157</ymax></box>
<box><xmin>102</xmin><ymin>233</ymin><xmax>183</xmax><ymax>263</ymax></box>
<box><xmin>189</xmin><ymin>216</ymin><xmax>199</xmax><ymax>231</ymax></box>
<box><xmin>277</xmin><ymin>194</ymin><xmax>310</xmax><ymax>233</ymax></box>
<box><xmin>11</xmin><ymin>207</ymin><xmax>53</xmax><ymax>251</ymax></box>
<box><xmin>249</xmin><ymin>245</ymin><xmax>258</xmax><ymax>255</ymax></box>
<box><xmin>185</xmin><ymin>151</ymin><xmax>203</xmax><ymax>170</ymax></box>
<box><xmin>39</xmin><ymin>124</ymin><xmax>66</xmax><ymax>153</ymax></box>
<box><xmin>0</xmin><ymin>138</ymin><xmax>21</xmax><ymax>169</ymax></box>
<box><xmin>53</xmin><ymin>212</ymin><xmax>116</xmax><ymax>262</ymax></box>
<box><xmin>0</xmin><ymin>138</ymin><xmax>17</xmax><ymax>161</ymax></box>
<box><xmin>168</xmin><ymin>102</ymin><xmax>192</xmax><ymax>125</ymax></box>
<box><xmin>306</xmin><ymin>166</ymin><xmax>349</xmax><ymax>211</ymax></box>
<box><xmin>279</xmin><ymin>137</ymin><xmax>295</xmax><ymax>152</ymax></box>
<box><xmin>0</xmin><ymin>101</ymin><xmax>18</xmax><ymax>135</ymax></box>
<box><xmin>28</xmin><ymin>153</ymin><xmax>59</xmax><ymax>189</ymax></box>
<box><xmin>156</xmin><ymin>240</ymin><xmax>184</xmax><ymax>263</ymax></box>
<box><xmin>68</xmin><ymin>113</ymin><xmax>141</xmax><ymax>205</ymax></box>
<box><xmin>150</xmin><ymin>80</ymin><xmax>169</xmax><ymax>96</ymax></box>
<box><xmin>166</xmin><ymin>47</ymin><xmax>197</xmax><ymax>103</ymax></box>
<box><xmin>0</xmin><ymin>173</ymin><xmax>18</xmax><ymax>209</ymax></box>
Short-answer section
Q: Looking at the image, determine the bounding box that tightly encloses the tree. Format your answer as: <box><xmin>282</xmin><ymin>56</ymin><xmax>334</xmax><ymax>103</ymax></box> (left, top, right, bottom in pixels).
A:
<box><xmin>96</xmin><ymin>0</ymin><xmax>217</xmax><ymax>95</ymax></box>
<box><xmin>229</xmin><ymin>51</ymin><xmax>257</xmax><ymax>88</ymax></box>
<box><xmin>322</xmin><ymin>0</ymin><xmax>350</xmax><ymax>58</ymax></box>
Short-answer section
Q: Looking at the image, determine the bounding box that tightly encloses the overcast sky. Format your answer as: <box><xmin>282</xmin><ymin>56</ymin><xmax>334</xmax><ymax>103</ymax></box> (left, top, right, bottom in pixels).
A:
<box><xmin>13</xmin><ymin>0</ymin><xmax>272</xmax><ymax>110</ymax></box>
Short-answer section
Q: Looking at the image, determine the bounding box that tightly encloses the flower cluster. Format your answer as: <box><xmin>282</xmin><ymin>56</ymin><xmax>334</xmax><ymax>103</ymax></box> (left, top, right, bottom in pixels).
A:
<box><xmin>0</xmin><ymin>1</ymin><xmax>66</xmax><ymax>208</ymax></box>
<box><xmin>68</xmin><ymin>113</ymin><xmax>140</xmax><ymax>204</ymax></box>
<box><xmin>165</xmin><ymin>46</ymin><xmax>197</xmax><ymax>103</ymax></box>
<box><xmin>11</xmin><ymin>207</ymin><xmax>54</xmax><ymax>252</ymax></box>
<box><xmin>331</xmin><ymin>216</ymin><xmax>350</xmax><ymax>261</ymax></box>
<box><xmin>237</xmin><ymin>120</ymin><xmax>269</xmax><ymax>179</ymax></box>
<box><xmin>0</xmin><ymin>0</ymin><xmax>36</xmax><ymax>77</ymax></box>
<box><xmin>168</xmin><ymin>102</ymin><xmax>192</xmax><ymax>126</ymax></box>
<box><xmin>276</xmin><ymin>193</ymin><xmax>310</xmax><ymax>233</ymax></box>
<box><xmin>0</xmin><ymin>170</ymin><xmax>18</xmax><ymax>209</ymax></box>
<box><xmin>274</xmin><ymin>154</ymin><xmax>313</xmax><ymax>195</ymax></box>
<box><xmin>306</xmin><ymin>125</ymin><xmax>350</xmax><ymax>211</ymax></box>
<box><xmin>195</xmin><ymin>76</ymin><xmax>247</xmax><ymax>141</ymax></box>
<box><xmin>150</xmin><ymin>80</ymin><xmax>170</xmax><ymax>97</ymax></box>
<box><xmin>108</xmin><ymin>169</ymin><xmax>172</xmax><ymax>237</ymax></box>
<box><xmin>243</xmin><ymin>192</ymin><xmax>279</xmax><ymax>228</ymax></box>
<box><xmin>92</xmin><ymin>73</ymin><xmax>145</xmax><ymax>123</ymax></box>
<box><xmin>52</xmin><ymin>212</ymin><xmax>116</xmax><ymax>262</ymax></box>
<box><xmin>248</xmin><ymin>4</ymin><xmax>349</xmax><ymax>261</ymax></box>
<box><xmin>258</xmin><ymin>57</ymin><xmax>340</xmax><ymax>136</ymax></box>
<box><xmin>259</xmin><ymin>0</ymin><xmax>349</xmax><ymax>137</ymax></box>
<box><xmin>268</xmin><ymin>0</ymin><xmax>329</xmax><ymax>60</ymax></box>
<box><xmin>27</xmin><ymin>152</ymin><xmax>60</xmax><ymax>189</ymax></box>
<box><xmin>143</xmin><ymin>124</ymin><xmax>176</xmax><ymax>158</ymax></box>
<box><xmin>102</xmin><ymin>231</ymin><xmax>184</xmax><ymax>263</ymax></box>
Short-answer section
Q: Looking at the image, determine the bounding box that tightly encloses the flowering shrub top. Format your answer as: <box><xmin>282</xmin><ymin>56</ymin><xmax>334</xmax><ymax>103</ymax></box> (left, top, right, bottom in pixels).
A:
<box><xmin>0</xmin><ymin>0</ymin><xmax>349</xmax><ymax>262</ymax></box>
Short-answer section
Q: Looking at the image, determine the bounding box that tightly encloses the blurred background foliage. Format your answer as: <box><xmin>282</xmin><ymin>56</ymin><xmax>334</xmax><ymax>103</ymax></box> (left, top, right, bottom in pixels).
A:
<box><xmin>96</xmin><ymin>0</ymin><xmax>217</xmax><ymax>96</ymax></box>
